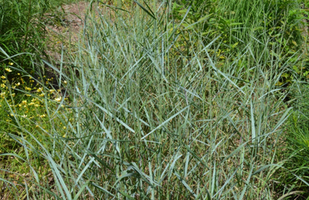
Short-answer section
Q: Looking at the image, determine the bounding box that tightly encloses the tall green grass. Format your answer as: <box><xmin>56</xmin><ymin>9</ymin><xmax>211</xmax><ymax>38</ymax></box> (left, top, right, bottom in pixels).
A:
<box><xmin>0</xmin><ymin>0</ymin><xmax>308</xmax><ymax>199</ymax></box>
<box><xmin>277</xmin><ymin>82</ymin><xmax>309</xmax><ymax>199</ymax></box>
<box><xmin>0</xmin><ymin>0</ymin><xmax>81</xmax><ymax>76</ymax></box>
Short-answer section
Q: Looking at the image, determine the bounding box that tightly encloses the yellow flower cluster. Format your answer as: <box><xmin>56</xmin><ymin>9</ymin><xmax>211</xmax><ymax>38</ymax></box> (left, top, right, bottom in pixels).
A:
<box><xmin>0</xmin><ymin>71</ymin><xmax>49</xmax><ymax>116</ymax></box>
<box><xmin>1</xmin><ymin>61</ymin><xmax>74</xmax><ymax>141</ymax></box>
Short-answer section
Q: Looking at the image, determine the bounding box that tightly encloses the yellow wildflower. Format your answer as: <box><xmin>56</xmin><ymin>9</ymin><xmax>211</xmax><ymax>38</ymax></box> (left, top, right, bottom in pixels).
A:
<box><xmin>1</xmin><ymin>76</ymin><xmax>5</xmax><ymax>79</ymax></box>
<box><xmin>25</xmin><ymin>86</ymin><xmax>31</xmax><ymax>91</ymax></box>
<box><xmin>55</xmin><ymin>97</ymin><xmax>62</xmax><ymax>102</ymax></box>
<box><xmin>8</xmin><ymin>62</ymin><xmax>14</xmax><ymax>66</ymax></box>
<box><xmin>0</xmin><ymin>83</ymin><xmax>5</xmax><ymax>88</ymax></box>
<box><xmin>37</xmin><ymin>87</ymin><xmax>43</xmax><ymax>92</ymax></box>
<box><xmin>5</xmin><ymin>68</ymin><xmax>12</xmax><ymax>72</ymax></box>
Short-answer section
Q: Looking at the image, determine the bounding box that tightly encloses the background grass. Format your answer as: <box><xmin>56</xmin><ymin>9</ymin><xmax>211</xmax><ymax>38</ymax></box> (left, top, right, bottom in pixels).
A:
<box><xmin>0</xmin><ymin>0</ymin><xmax>309</xmax><ymax>199</ymax></box>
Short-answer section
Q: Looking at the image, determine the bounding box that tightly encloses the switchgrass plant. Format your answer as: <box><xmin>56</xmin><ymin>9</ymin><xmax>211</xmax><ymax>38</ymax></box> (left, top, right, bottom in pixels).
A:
<box><xmin>0</xmin><ymin>0</ymin><xmax>308</xmax><ymax>199</ymax></box>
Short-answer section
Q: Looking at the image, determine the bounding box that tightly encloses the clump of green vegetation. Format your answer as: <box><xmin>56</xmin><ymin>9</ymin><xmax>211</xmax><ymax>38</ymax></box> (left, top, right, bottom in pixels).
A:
<box><xmin>172</xmin><ymin>0</ymin><xmax>309</xmax><ymax>87</ymax></box>
<box><xmin>0</xmin><ymin>0</ymin><xmax>81</xmax><ymax>79</ymax></box>
<box><xmin>275</xmin><ymin>83</ymin><xmax>309</xmax><ymax>199</ymax></box>
<box><xmin>1</xmin><ymin>0</ymin><xmax>47</xmax><ymax>75</ymax></box>
<box><xmin>0</xmin><ymin>0</ymin><xmax>308</xmax><ymax>199</ymax></box>
<box><xmin>0</xmin><ymin>60</ymin><xmax>73</xmax><ymax>198</ymax></box>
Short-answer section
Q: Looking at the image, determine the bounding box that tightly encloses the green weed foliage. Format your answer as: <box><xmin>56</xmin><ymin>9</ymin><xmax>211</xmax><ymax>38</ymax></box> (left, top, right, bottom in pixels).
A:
<box><xmin>0</xmin><ymin>0</ymin><xmax>80</xmax><ymax>76</ymax></box>
<box><xmin>172</xmin><ymin>0</ymin><xmax>309</xmax><ymax>86</ymax></box>
<box><xmin>278</xmin><ymin>83</ymin><xmax>309</xmax><ymax>199</ymax></box>
<box><xmin>0</xmin><ymin>0</ymin><xmax>309</xmax><ymax>199</ymax></box>
<box><xmin>0</xmin><ymin>0</ymin><xmax>48</xmax><ymax>73</ymax></box>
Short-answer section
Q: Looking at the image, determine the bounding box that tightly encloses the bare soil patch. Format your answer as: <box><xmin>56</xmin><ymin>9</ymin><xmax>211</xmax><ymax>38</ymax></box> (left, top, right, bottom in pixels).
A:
<box><xmin>44</xmin><ymin>1</ymin><xmax>90</xmax><ymax>62</ymax></box>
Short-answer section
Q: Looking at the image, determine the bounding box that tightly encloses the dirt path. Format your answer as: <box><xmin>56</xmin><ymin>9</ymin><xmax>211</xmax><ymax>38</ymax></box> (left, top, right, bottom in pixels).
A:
<box><xmin>44</xmin><ymin>1</ymin><xmax>89</xmax><ymax>62</ymax></box>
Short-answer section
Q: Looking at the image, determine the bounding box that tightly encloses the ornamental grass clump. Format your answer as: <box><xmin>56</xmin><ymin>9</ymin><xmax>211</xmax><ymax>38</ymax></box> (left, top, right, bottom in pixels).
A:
<box><xmin>0</xmin><ymin>0</ymin><xmax>308</xmax><ymax>199</ymax></box>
